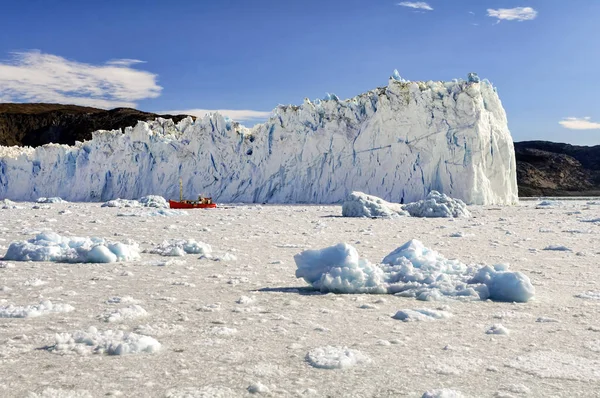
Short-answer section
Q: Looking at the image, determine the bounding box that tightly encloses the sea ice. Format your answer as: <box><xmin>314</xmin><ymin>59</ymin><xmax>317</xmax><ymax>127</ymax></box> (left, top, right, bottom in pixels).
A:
<box><xmin>422</xmin><ymin>389</ymin><xmax>465</xmax><ymax>398</ymax></box>
<box><xmin>36</xmin><ymin>197</ymin><xmax>67</xmax><ymax>204</ymax></box>
<box><xmin>100</xmin><ymin>305</ymin><xmax>148</xmax><ymax>323</ymax></box>
<box><xmin>392</xmin><ymin>309</ymin><xmax>453</xmax><ymax>322</ymax></box>
<box><xmin>305</xmin><ymin>346</ymin><xmax>371</xmax><ymax>369</ymax></box>
<box><xmin>50</xmin><ymin>327</ymin><xmax>161</xmax><ymax>355</ymax></box>
<box><xmin>26</xmin><ymin>388</ymin><xmax>93</xmax><ymax>398</ymax></box>
<box><xmin>146</xmin><ymin>239</ymin><xmax>212</xmax><ymax>257</ymax></box>
<box><xmin>138</xmin><ymin>195</ymin><xmax>169</xmax><ymax>208</ymax></box>
<box><xmin>3</xmin><ymin>231</ymin><xmax>140</xmax><ymax>263</ymax></box>
<box><xmin>341</xmin><ymin>191</ymin><xmax>408</xmax><ymax>218</ymax></box>
<box><xmin>486</xmin><ymin>324</ymin><xmax>510</xmax><ymax>335</ymax></box>
<box><xmin>294</xmin><ymin>239</ymin><xmax>535</xmax><ymax>302</ymax></box>
<box><xmin>403</xmin><ymin>191</ymin><xmax>471</xmax><ymax>218</ymax></box>
<box><xmin>0</xmin><ymin>300</ymin><xmax>74</xmax><ymax>318</ymax></box>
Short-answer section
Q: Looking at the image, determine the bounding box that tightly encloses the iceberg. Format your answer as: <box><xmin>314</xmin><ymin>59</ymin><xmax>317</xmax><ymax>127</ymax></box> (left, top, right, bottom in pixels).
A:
<box><xmin>0</xmin><ymin>73</ymin><xmax>517</xmax><ymax>205</ymax></box>
<box><xmin>294</xmin><ymin>239</ymin><xmax>535</xmax><ymax>302</ymax></box>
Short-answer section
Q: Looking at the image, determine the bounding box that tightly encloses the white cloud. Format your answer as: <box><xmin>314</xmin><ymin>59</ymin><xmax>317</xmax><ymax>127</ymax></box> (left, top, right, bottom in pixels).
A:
<box><xmin>487</xmin><ymin>7</ymin><xmax>538</xmax><ymax>22</ymax></box>
<box><xmin>397</xmin><ymin>2</ymin><xmax>433</xmax><ymax>11</ymax></box>
<box><xmin>0</xmin><ymin>50</ymin><xmax>162</xmax><ymax>109</ymax></box>
<box><xmin>161</xmin><ymin>109</ymin><xmax>272</xmax><ymax>123</ymax></box>
<box><xmin>559</xmin><ymin>117</ymin><xmax>600</xmax><ymax>130</ymax></box>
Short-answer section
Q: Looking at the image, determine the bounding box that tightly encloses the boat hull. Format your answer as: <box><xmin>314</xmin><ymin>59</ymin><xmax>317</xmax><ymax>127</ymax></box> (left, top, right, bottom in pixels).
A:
<box><xmin>169</xmin><ymin>200</ymin><xmax>217</xmax><ymax>209</ymax></box>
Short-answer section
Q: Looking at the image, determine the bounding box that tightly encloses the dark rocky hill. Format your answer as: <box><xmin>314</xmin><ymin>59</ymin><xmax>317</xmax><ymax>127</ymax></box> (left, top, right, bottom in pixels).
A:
<box><xmin>1</xmin><ymin>104</ymin><xmax>599</xmax><ymax>197</ymax></box>
<box><xmin>0</xmin><ymin>103</ymin><xmax>190</xmax><ymax>147</ymax></box>
<box><xmin>515</xmin><ymin>141</ymin><xmax>600</xmax><ymax>197</ymax></box>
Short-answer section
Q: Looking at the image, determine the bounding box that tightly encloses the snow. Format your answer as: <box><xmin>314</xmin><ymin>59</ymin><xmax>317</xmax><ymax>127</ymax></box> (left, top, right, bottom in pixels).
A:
<box><xmin>342</xmin><ymin>191</ymin><xmax>408</xmax><ymax>218</ymax></box>
<box><xmin>0</xmin><ymin>74</ymin><xmax>517</xmax><ymax>205</ymax></box>
<box><xmin>3</xmin><ymin>231</ymin><xmax>140</xmax><ymax>263</ymax></box>
<box><xmin>295</xmin><ymin>239</ymin><xmax>535</xmax><ymax>302</ymax></box>
<box><xmin>403</xmin><ymin>191</ymin><xmax>471</xmax><ymax>218</ymax></box>
<box><xmin>305</xmin><ymin>346</ymin><xmax>371</xmax><ymax>369</ymax></box>
<box><xmin>50</xmin><ymin>327</ymin><xmax>161</xmax><ymax>355</ymax></box>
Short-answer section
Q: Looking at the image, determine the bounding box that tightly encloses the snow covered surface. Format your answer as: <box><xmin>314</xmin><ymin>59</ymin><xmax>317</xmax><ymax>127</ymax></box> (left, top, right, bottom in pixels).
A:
<box><xmin>0</xmin><ymin>74</ymin><xmax>517</xmax><ymax>205</ymax></box>
<box><xmin>0</xmin><ymin>199</ymin><xmax>598</xmax><ymax>396</ymax></box>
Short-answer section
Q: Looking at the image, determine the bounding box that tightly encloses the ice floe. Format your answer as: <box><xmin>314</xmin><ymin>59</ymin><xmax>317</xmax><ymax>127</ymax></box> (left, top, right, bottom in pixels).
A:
<box><xmin>3</xmin><ymin>231</ymin><xmax>140</xmax><ymax>263</ymax></box>
<box><xmin>0</xmin><ymin>300</ymin><xmax>74</xmax><ymax>318</ymax></box>
<box><xmin>50</xmin><ymin>327</ymin><xmax>161</xmax><ymax>355</ymax></box>
<box><xmin>341</xmin><ymin>191</ymin><xmax>408</xmax><ymax>218</ymax></box>
<box><xmin>294</xmin><ymin>239</ymin><xmax>535</xmax><ymax>302</ymax></box>
<box><xmin>145</xmin><ymin>239</ymin><xmax>212</xmax><ymax>257</ymax></box>
<box><xmin>392</xmin><ymin>309</ymin><xmax>453</xmax><ymax>322</ymax></box>
<box><xmin>403</xmin><ymin>191</ymin><xmax>471</xmax><ymax>218</ymax></box>
<box><xmin>306</xmin><ymin>346</ymin><xmax>371</xmax><ymax>369</ymax></box>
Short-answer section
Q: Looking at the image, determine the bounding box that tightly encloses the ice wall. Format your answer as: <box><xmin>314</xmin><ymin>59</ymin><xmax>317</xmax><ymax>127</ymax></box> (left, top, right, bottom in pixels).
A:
<box><xmin>0</xmin><ymin>73</ymin><xmax>518</xmax><ymax>204</ymax></box>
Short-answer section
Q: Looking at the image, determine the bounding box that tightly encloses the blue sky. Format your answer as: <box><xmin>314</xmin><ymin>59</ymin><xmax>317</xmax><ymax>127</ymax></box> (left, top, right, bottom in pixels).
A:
<box><xmin>0</xmin><ymin>0</ymin><xmax>599</xmax><ymax>145</ymax></box>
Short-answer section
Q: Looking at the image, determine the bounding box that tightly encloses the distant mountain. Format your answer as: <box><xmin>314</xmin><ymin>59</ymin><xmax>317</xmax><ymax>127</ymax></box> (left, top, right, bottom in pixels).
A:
<box><xmin>515</xmin><ymin>141</ymin><xmax>600</xmax><ymax>197</ymax></box>
<box><xmin>1</xmin><ymin>103</ymin><xmax>598</xmax><ymax>197</ymax></box>
<box><xmin>0</xmin><ymin>103</ymin><xmax>190</xmax><ymax>147</ymax></box>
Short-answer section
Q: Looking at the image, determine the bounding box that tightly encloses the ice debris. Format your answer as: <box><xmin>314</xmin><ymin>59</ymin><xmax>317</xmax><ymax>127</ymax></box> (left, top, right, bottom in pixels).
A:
<box><xmin>50</xmin><ymin>327</ymin><xmax>161</xmax><ymax>355</ymax></box>
<box><xmin>342</xmin><ymin>191</ymin><xmax>408</xmax><ymax>218</ymax></box>
<box><xmin>392</xmin><ymin>309</ymin><xmax>453</xmax><ymax>322</ymax></box>
<box><xmin>36</xmin><ymin>197</ymin><xmax>67</xmax><ymax>204</ymax></box>
<box><xmin>343</xmin><ymin>191</ymin><xmax>470</xmax><ymax>218</ymax></box>
<box><xmin>1</xmin><ymin>198</ymin><xmax>23</xmax><ymax>209</ymax></box>
<box><xmin>306</xmin><ymin>346</ymin><xmax>371</xmax><ymax>369</ymax></box>
<box><xmin>102</xmin><ymin>195</ymin><xmax>168</xmax><ymax>208</ymax></box>
<box><xmin>100</xmin><ymin>305</ymin><xmax>148</xmax><ymax>323</ymax></box>
<box><xmin>422</xmin><ymin>389</ymin><xmax>465</xmax><ymax>398</ymax></box>
<box><xmin>3</xmin><ymin>231</ymin><xmax>140</xmax><ymax>263</ymax></box>
<box><xmin>146</xmin><ymin>239</ymin><xmax>212</xmax><ymax>257</ymax></box>
<box><xmin>294</xmin><ymin>239</ymin><xmax>535</xmax><ymax>302</ymax></box>
<box><xmin>486</xmin><ymin>324</ymin><xmax>510</xmax><ymax>335</ymax></box>
<box><xmin>0</xmin><ymin>300</ymin><xmax>74</xmax><ymax>318</ymax></box>
<box><xmin>403</xmin><ymin>191</ymin><xmax>471</xmax><ymax>218</ymax></box>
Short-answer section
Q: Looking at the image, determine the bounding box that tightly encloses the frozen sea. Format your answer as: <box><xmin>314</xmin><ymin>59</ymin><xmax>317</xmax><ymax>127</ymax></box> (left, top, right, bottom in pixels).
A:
<box><xmin>1</xmin><ymin>198</ymin><xmax>600</xmax><ymax>397</ymax></box>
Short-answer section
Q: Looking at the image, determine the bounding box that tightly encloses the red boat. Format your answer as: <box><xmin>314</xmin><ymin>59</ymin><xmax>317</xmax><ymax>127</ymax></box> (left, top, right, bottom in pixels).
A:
<box><xmin>169</xmin><ymin>178</ymin><xmax>217</xmax><ymax>209</ymax></box>
<box><xmin>169</xmin><ymin>199</ymin><xmax>217</xmax><ymax>209</ymax></box>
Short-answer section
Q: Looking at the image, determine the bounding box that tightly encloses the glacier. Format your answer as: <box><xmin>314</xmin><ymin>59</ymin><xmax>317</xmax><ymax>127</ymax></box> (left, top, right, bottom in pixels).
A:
<box><xmin>0</xmin><ymin>73</ymin><xmax>518</xmax><ymax>205</ymax></box>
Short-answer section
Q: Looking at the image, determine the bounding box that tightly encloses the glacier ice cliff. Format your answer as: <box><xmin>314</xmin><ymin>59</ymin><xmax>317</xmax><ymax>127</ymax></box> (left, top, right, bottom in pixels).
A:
<box><xmin>0</xmin><ymin>73</ymin><xmax>517</xmax><ymax>204</ymax></box>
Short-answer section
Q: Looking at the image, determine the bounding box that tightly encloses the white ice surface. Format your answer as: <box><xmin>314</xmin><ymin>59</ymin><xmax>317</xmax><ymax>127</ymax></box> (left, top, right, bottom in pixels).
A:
<box><xmin>0</xmin><ymin>199</ymin><xmax>597</xmax><ymax>396</ymax></box>
<box><xmin>0</xmin><ymin>74</ymin><xmax>517</xmax><ymax>205</ymax></box>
